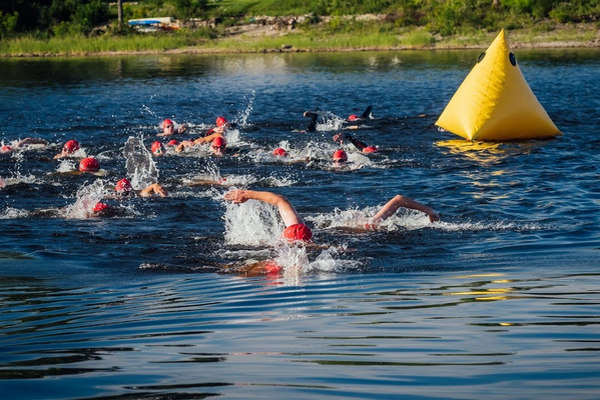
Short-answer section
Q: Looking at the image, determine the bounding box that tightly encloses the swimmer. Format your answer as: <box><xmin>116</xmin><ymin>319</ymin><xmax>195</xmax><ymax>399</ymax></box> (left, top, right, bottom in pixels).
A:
<box><xmin>114</xmin><ymin>178</ymin><xmax>168</xmax><ymax>198</ymax></box>
<box><xmin>1</xmin><ymin>138</ymin><xmax>49</xmax><ymax>153</ymax></box>
<box><xmin>224</xmin><ymin>189</ymin><xmax>313</xmax><ymax>243</ymax></box>
<box><xmin>75</xmin><ymin>157</ymin><xmax>107</xmax><ymax>176</ymax></box>
<box><xmin>345</xmin><ymin>105</ymin><xmax>373</xmax><ymax>130</ymax></box>
<box><xmin>332</xmin><ymin>149</ymin><xmax>348</xmax><ymax>167</ymax></box>
<box><xmin>54</xmin><ymin>139</ymin><xmax>81</xmax><ymax>159</ymax></box>
<box><xmin>366</xmin><ymin>195</ymin><xmax>440</xmax><ymax>229</ymax></box>
<box><xmin>347</xmin><ymin>105</ymin><xmax>372</xmax><ymax>123</ymax></box>
<box><xmin>273</xmin><ymin>147</ymin><xmax>289</xmax><ymax>157</ymax></box>
<box><xmin>200</xmin><ymin>116</ymin><xmax>236</xmax><ymax>137</ymax></box>
<box><xmin>175</xmin><ymin>132</ymin><xmax>227</xmax><ymax>156</ymax></box>
<box><xmin>302</xmin><ymin>111</ymin><xmax>318</xmax><ymax>132</ymax></box>
<box><xmin>150</xmin><ymin>140</ymin><xmax>165</xmax><ymax>156</ymax></box>
<box><xmin>157</xmin><ymin>119</ymin><xmax>187</xmax><ymax>137</ymax></box>
<box><xmin>333</xmin><ymin>133</ymin><xmax>377</xmax><ymax>154</ymax></box>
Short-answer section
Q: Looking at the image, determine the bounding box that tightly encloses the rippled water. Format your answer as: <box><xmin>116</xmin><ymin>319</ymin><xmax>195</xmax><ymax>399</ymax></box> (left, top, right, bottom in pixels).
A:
<box><xmin>1</xmin><ymin>49</ymin><xmax>599</xmax><ymax>399</ymax></box>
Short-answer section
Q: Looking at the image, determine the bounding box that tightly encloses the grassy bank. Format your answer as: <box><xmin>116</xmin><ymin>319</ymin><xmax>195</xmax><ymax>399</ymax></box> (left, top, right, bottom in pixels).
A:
<box><xmin>1</xmin><ymin>22</ymin><xmax>598</xmax><ymax>57</ymax></box>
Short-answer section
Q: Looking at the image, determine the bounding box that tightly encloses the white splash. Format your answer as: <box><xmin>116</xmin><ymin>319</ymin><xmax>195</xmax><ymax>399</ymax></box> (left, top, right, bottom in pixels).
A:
<box><xmin>123</xmin><ymin>136</ymin><xmax>159</xmax><ymax>189</ymax></box>
<box><xmin>0</xmin><ymin>207</ymin><xmax>29</xmax><ymax>219</ymax></box>
<box><xmin>236</xmin><ymin>90</ymin><xmax>255</xmax><ymax>127</ymax></box>
<box><xmin>56</xmin><ymin>159</ymin><xmax>75</xmax><ymax>173</ymax></box>
<box><xmin>223</xmin><ymin>197</ymin><xmax>284</xmax><ymax>246</ymax></box>
<box><xmin>62</xmin><ymin>179</ymin><xmax>108</xmax><ymax>219</ymax></box>
<box><xmin>306</xmin><ymin>206</ymin><xmax>431</xmax><ymax>232</ymax></box>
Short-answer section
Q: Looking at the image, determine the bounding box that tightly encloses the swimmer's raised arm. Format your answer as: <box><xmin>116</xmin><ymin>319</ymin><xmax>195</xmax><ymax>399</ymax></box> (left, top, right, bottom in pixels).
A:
<box><xmin>224</xmin><ymin>189</ymin><xmax>303</xmax><ymax>227</ymax></box>
<box><xmin>139</xmin><ymin>183</ymin><xmax>168</xmax><ymax>197</ymax></box>
<box><xmin>372</xmin><ymin>194</ymin><xmax>439</xmax><ymax>224</ymax></box>
<box><xmin>360</xmin><ymin>105</ymin><xmax>373</xmax><ymax>119</ymax></box>
<box><xmin>303</xmin><ymin>111</ymin><xmax>318</xmax><ymax>132</ymax></box>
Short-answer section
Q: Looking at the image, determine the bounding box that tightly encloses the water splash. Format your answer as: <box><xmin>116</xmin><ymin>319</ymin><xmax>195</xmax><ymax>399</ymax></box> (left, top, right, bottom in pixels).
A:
<box><xmin>319</xmin><ymin>111</ymin><xmax>346</xmax><ymax>131</ymax></box>
<box><xmin>306</xmin><ymin>206</ymin><xmax>432</xmax><ymax>232</ymax></box>
<box><xmin>123</xmin><ymin>136</ymin><xmax>159</xmax><ymax>189</ymax></box>
<box><xmin>0</xmin><ymin>207</ymin><xmax>29</xmax><ymax>219</ymax></box>
<box><xmin>56</xmin><ymin>159</ymin><xmax>76</xmax><ymax>173</ymax></box>
<box><xmin>141</xmin><ymin>103</ymin><xmax>159</xmax><ymax>119</ymax></box>
<box><xmin>236</xmin><ymin>90</ymin><xmax>255</xmax><ymax>127</ymax></box>
<box><xmin>223</xmin><ymin>195</ymin><xmax>284</xmax><ymax>246</ymax></box>
<box><xmin>62</xmin><ymin>179</ymin><xmax>108</xmax><ymax>219</ymax></box>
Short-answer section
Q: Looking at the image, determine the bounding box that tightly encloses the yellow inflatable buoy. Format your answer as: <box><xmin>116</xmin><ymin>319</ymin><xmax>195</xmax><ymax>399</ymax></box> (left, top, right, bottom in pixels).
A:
<box><xmin>435</xmin><ymin>30</ymin><xmax>561</xmax><ymax>141</ymax></box>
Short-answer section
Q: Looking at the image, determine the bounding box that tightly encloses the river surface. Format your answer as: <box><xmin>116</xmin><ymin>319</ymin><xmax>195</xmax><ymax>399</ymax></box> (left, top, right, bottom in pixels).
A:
<box><xmin>1</xmin><ymin>48</ymin><xmax>599</xmax><ymax>399</ymax></box>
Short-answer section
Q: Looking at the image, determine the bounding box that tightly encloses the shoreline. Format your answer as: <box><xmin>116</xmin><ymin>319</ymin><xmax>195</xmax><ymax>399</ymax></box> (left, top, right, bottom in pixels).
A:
<box><xmin>2</xmin><ymin>23</ymin><xmax>599</xmax><ymax>58</ymax></box>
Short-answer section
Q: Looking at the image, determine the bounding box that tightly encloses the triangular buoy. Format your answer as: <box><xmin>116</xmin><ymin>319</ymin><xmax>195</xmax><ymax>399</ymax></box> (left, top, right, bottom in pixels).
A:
<box><xmin>436</xmin><ymin>30</ymin><xmax>561</xmax><ymax>141</ymax></box>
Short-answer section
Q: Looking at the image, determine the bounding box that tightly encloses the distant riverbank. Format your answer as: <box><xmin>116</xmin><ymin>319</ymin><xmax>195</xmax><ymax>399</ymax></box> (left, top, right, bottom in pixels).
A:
<box><xmin>1</xmin><ymin>22</ymin><xmax>598</xmax><ymax>58</ymax></box>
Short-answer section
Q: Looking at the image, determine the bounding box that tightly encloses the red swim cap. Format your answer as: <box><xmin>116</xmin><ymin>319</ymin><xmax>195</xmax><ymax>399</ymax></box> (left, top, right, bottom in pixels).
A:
<box><xmin>263</xmin><ymin>260</ymin><xmax>282</xmax><ymax>274</ymax></box>
<box><xmin>151</xmin><ymin>141</ymin><xmax>164</xmax><ymax>154</ymax></box>
<box><xmin>362</xmin><ymin>146</ymin><xmax>377</xmax><ymax>154</ymax></box>
<box><xmin>167</xmin><ymin>139</ymin><xmax>179</xmax><ymax>146</ymax></box>
<box><xmin>1</xmin><ymin>145</ymin><xmax>13</xmax><ymax>153</ymax></box>
<box><xmin>79</xmin><ymin>157</ymin><xmax>99</xmax><ymax>172</ymax></box>
<box><xmin>273</xmin><ymin>147</ymin><xmax>288</xmax><ymax>157</ymax></box>
<box><xmin>93</xmin><ymin>202</ymin><xmax>109</xmax><ymax>213</ymax></box>
<box><xmin>63</xmin><ymin>139</ymin><xmax>80</xmax><ymax>153</ymax></box>
<box><xmin>162</xmin><ymin>119</ymin><xmax>174</xmax><ymax>128</ymax></box>
<box><xmin>332</xmin><ymin>149</ymin><xmax>348</xmax><ymax>162</ymax></box>
<box><xmin>115</xmin><ymin>178</ymin><xmax>133</xmax><ymax>193</ymax></box>
<box><xmin>212</xmin><ymin>136</ymin><xmax>226</xmax><ymax>147</ymax></box>
<box><xmin>282</xmin><ymin>223</ymin><xmax>313</xmax><ymax>242</ymax></box>
<box><xmin>216</xmin><ymin>116</ymin><xmax>228</xmax><ymax>127</ymax></box>
<box><xmin>348</xmin><ymin>114</ymin><xmax>359</xmax><ymax>121</ymax></box>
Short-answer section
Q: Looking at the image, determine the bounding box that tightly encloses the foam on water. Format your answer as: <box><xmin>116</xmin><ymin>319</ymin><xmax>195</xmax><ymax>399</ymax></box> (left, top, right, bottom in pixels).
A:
<box><xmin>62</xmin><ymin>179</ymin><xmax>108</xmax><ymax>219</ymax></box>
<box><xmin>223</xmin><ymin>195</ymin><xmax>283</xmax><ymax>246</ymax></box>
<box><xmin>123</xmin><ymin>136</ymin><xmax>159</xmax><ymax>189</ymax></box>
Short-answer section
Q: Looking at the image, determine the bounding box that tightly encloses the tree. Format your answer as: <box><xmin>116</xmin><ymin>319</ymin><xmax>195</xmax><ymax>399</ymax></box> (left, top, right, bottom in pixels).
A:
<box><xmin>118</xmin><ymin>0</ymin><xmax>123</xmax><ymax>24</ymax></box>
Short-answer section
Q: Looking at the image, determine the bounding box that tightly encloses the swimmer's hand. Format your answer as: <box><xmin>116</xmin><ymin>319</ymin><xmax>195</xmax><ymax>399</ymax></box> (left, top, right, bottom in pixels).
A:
<box><xmin>428</xmin><ymin>210</ymin><xmax>440</xmax><ymax>223</ymax></box>
<box><xmin>224</xmin><ymin>189</ymin><xmax>249</xmax><ymax>204</ymax></box>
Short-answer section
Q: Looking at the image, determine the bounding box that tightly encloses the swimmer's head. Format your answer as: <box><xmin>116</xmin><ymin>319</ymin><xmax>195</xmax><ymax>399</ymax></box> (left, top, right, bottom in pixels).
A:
<box><xmin>216</xmin><ymin>116</ymin><xmax>228</xmax><ymax>128</ymax></box>
<box><xmin>332</xmin><ymin>149</ymin><xmax>348</xmax><ymax>163</ymax></box>
<box><xmin>273</xmin><ymin>147</ymin><xmax>288</xmax><ymax>157</ymax></box>
<box><xmin>282</xmin><ymin>224</ymin><xmax>313</xmax><ymax>243</ymax></box>
<box><xmin>348</xmin><ymin>114</ymin><xmax>359</xmax><ymax>122</ymax></box>
<box><xmin>63</xmin><ymin>140</ymin><xmax>80</xmax><ymax>154</ymax></box>
<box><xmin>93</xmin><ymin>202</ymin><xmax>109</xmax><ymax>213</ymax></box>
<box><xmin>115</xmin><ymin>178</ymin><xmax>133</xmax><ymax>194</ymax></box>
<box><xmin>151</xmin><ymin>141</ymin><xmax>164</xmax><ymax>155</ymax></box>
<box><xmin>211</xmin><ymin>136</ymin><xmax>226</xmax><ymax>155</ymax></box>
<box><xmin>79</xmin><ymin>157</ymin><xmax>99</xmax><ymax>172</ymax></box>
<box><xmin>167</xmin><ymin>139</ymin><xmax>179</xmax><ymax>146</ymax></box>
<box><xmin>162</xmin><ymin>119</ymin><xmax>175</xmax><ymax>135</ymax></box>
<box><xmin>362</xmin><ymin>146</ymin><xmax>377</xmax><ymax>154</ymax></box>
<box><xmin>1</xmin><ymin>145</ymin><xmax>13</xmax><ymax>153</ymax></box>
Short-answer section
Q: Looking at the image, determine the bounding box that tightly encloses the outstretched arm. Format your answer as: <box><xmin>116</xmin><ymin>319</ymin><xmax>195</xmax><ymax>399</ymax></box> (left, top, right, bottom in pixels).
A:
<box><xmin>17</xmin><ymin>138</ymin><xmax>48</xmax><ymax>147</ymax></box>
<box><xmin>224</xmin><ymin>189</ymin><xmax>303</xmax><ymax>227</ymax></box>
<box><xmin>372</xmin><ymin>195</ymin><xmax>439</xmax><ymax>223</ymax></box>
<box><xmin>333</xmin><ymin>133</ymin><xmax>368</xmax><ymax>151</ymax></box>
<box><xmin>195</xmin><ymin>132</ymin><xmax>224</xmax><ymax>144</ymax></box>
<box><xmin>140</xmin><ymin>183</ymin><xmax>168</xmax><ymax>197</ymax></box>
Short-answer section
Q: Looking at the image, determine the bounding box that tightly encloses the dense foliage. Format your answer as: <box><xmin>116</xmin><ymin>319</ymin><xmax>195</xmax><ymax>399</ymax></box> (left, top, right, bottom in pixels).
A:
<box><xmin>1</xmin><ymin>0</ymin><xmax>599</xmax><ymax>38</ymax></box>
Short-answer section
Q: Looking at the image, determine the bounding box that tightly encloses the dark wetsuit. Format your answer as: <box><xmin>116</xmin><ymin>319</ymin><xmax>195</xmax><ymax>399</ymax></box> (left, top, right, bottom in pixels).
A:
<box><xmin>304</xmin><ymin>112</ymin><xmax>318</xmax><ymax>132</ymax></box>
<box><xmin>360</xmin><ymin>105</ymin><xmax>373</xmax><ymax>119</ymax></box>
<box><xmin>338</xmin><ymin>133</ymin><xmax>369</xmax><ymax>152</ymax></box>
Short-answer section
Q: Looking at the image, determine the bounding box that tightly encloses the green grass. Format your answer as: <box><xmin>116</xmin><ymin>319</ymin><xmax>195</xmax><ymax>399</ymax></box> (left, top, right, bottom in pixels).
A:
<box><xmin>1</xmin><ymin>21</ymin><xmax>598</xmax><ymax>57</ymax></box>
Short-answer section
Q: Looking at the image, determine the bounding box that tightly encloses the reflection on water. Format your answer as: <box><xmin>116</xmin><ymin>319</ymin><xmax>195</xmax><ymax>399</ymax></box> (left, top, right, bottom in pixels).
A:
<box><xmin>1</xmin><ymin>271</ymin><xmax>599</xmax><ymax>399</ymax></box>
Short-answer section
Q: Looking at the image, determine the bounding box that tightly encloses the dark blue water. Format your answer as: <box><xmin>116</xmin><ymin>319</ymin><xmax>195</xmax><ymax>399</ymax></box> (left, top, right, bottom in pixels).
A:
<box><xmin>1</xmin><ymin>49</ymin><xmax>599</xmax><ymax>399</ymax></box>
